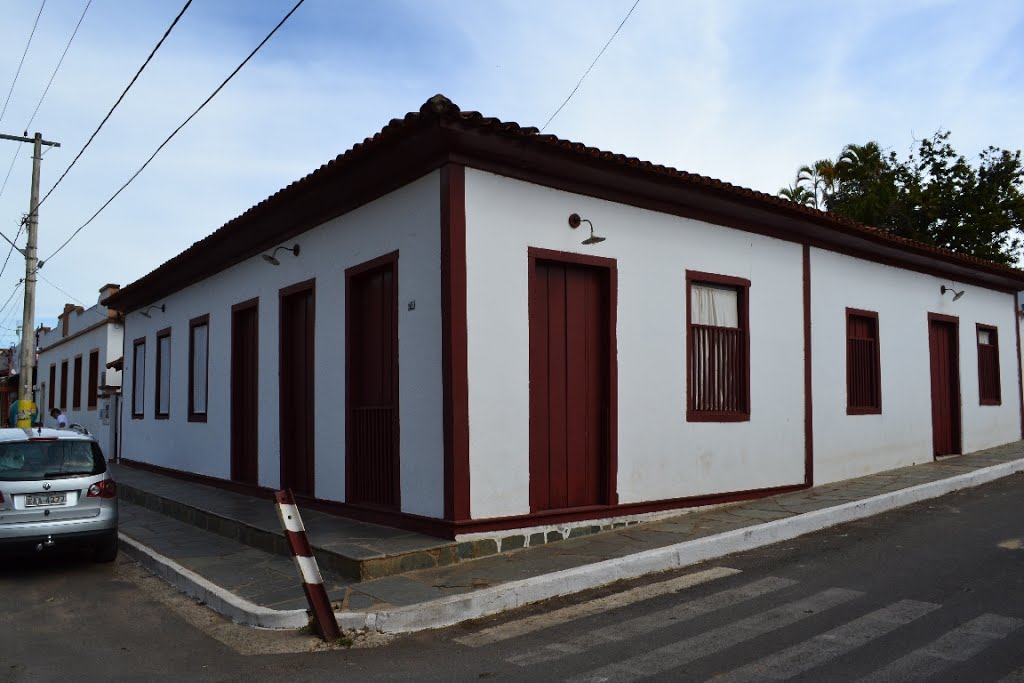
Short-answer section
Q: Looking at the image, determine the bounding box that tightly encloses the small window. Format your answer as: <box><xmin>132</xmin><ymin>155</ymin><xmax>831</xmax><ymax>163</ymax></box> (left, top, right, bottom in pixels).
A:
<box><xmin>977</xmin><ymin>324</ymin><xmax>1000</xmax><ymax>405</ymax></box>
<box><xmin>846</xmin><ymin>309</ymin><xmax>881</xmax><ymax>414</ymax></box>
<box><xmin>87</xmin><ymin>350</ymin><xmax>99</xmax><ymax>410</ymax></box>
<box><xmin>132</xmin><ymin>338</ymin><xmax>146</xmax><ymax>419</ymax></box>
<box><xmin>155</xmin><ymin>329</ymin><xmax>171</xmax><ymax>418</ymax></box>
<box><xmin>72</xmin><ymin>355</ymin><xmax>83</xmax><ymax>410</ymax></box>
<box><xmin>686</xmin><ymin>271</ymin><xmax>750</xmax><ymax>422</ymax></box>
<box><xmin>189</xmin><ymin>315</ymin><xmax>209</xmax><ymax>422</ymax></box>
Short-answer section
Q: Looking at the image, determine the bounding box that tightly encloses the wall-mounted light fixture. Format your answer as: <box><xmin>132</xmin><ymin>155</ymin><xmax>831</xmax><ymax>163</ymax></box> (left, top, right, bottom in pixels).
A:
<box><xmin>261</xmin><ymin>243</ymin><xmax>300</xmax><ymax>266</ymax></box>
<box><xmin>139</xmin><ymin>304</ymin><xmax>165</xmax><ymax>318</ymax></box>
<box><xmin>940</xmin><ymin>285</ymin><xmax>965</xmax><ymax>302</ymax></box>
<box><xmin>568</xmin><ymin>213</ymin><xmax>606</xmax><ymax>245</ymax></box>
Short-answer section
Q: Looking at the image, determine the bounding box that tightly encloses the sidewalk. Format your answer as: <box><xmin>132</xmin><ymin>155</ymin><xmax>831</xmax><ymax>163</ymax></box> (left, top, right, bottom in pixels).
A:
<box><xmin>115</xmin><ymin>441</ymin><xmax>1024</xmax><ymax>634</ymax></box>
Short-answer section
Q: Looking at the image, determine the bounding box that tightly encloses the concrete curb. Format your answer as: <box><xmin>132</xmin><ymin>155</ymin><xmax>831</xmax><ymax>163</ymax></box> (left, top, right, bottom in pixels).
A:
<box><xmin>123</xmin><ymin>458</ymin><xmax>1024</xmax><ymax>634</ymax></box>
<box><xmin>119</xmin><ymin>534</ymin><xmax>309</xmax><ymax>630</ymax></box>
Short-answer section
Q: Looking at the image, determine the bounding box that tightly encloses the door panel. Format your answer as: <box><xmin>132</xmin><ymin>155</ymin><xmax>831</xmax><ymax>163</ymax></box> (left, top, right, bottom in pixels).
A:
<box><xmin>279</xmin><ymin>284</ymin><xmax>315</xmax><ymax>495</ymax></box>
<box><xmin>530</xmin><ymin>259</ymin><xmax>609</xmax><ymax>512</ymax></box>
<box><xmin>231</xmin><ymin>301</ymin><xmax>259</xmax><ymax>485</ymax></box>
<box><xmin>347</xmin><ymin>260</ymin><xmax>399</xmax><ymax>508</ymax></box>
<box><xmin>928</xmin><ymin>318</ymin><xmax>961</xmax><ymax>457</ymax></box>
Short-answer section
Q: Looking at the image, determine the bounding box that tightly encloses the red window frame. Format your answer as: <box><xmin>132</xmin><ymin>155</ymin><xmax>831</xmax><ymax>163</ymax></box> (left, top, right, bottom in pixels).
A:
<box><xmin>846</xmin><ymin>308</ymin><xmax>882</xmax><ymax>415</ymax></box>
<box><xmin>188</xmin><ymin>314</ymin><xmax>210</xmax><ymax>422</ymax></box>
<box><xmin>60</xmin><ymin>360</ymin><xmax>68</xmax><ymax>411</ymax></box>
<box><xmin>976</xmin><ymin>323</ymin><xmax>1001</xmax><ymax>406</ymax></box>
<box><xmin>685</xmin><ymin>270</ymin><xmax>751</xmax><ymax>422</ymax></box>
<box><xmin>48</xmin><ymin>364</ymin><xmax>56</xmax><ymax>412</ymax></box>
<box><xmin>72</xmin><ymin>355</ymin><xmax>83</xmax><ymax>410</ymax></box>
<box><xmin>132</xmin><ymin>337</ymin><xmax>146</xmax><ymax>419</ymax></box>
<box><xmin>155</xmin><ymin>327</ymin><xmax>171</xmax><ymax>419</ymax></box>
<box><xmin>87</xmin><ymin>349</ymin><xmax>99</xmax><ymax>410</ymax></box>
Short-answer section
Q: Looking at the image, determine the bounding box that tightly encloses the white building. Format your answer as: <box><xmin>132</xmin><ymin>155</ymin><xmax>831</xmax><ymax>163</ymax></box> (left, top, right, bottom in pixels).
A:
<box><xmin>103</xmin><ymin>96</ymin><xmax>1024</xmax><ymax>538</ymax></box>
<box><xmin>36</xmin><ymin>284</ymin><xmax>124</xmax><ymax>457</ymax></box>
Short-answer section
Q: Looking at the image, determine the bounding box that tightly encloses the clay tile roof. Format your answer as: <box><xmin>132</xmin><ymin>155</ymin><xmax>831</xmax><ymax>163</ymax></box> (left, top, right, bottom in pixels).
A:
<box><xmin>104</xmin><ymin>94</ymin><xmax>1024</xmax><ymax>311</ymax></box>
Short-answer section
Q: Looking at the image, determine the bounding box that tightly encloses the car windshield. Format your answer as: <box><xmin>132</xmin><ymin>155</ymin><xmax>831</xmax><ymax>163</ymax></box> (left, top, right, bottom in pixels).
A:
<box><xmin>0</xmin><ymin>440</ymin><xmax>106</xmax><ymax>481</ymax></box>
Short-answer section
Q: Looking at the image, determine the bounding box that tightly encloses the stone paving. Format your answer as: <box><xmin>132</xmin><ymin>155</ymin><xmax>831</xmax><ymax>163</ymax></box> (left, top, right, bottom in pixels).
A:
<box><xmin>115</xmin><ymin>441</ymin><xmax>1024</xmax><ymax>614</ymax></box>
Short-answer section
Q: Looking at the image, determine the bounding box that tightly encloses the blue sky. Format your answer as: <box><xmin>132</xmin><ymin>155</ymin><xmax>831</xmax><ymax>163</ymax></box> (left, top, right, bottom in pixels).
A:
<box><xmin>0</xmin><ymin>0</ymin><xmax>1021</xmax><ymax>347</ymax></box>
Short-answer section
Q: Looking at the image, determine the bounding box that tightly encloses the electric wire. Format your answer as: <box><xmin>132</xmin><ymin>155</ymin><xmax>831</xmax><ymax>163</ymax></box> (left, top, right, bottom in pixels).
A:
<box><xmin>0</xmin><ymin>0</ymin><xmax>46</xmax><ymax>127</ymax></box>
<box><xmin>32</xmin><ymin>0</ymin><xmax>193</xmax><ymax>213</ymax></box>
<box><xmin>41</xmin><ymin>0</ymin><xmax>306</xmax><ymax>267</ymax></box>
<box><xmin>540</xmin><ymin>0</ymin><xmax>641</xmax><ymax>132</ymax></box>
<box><xmin>0</xmin><ymin>282</ymin><xmax>25</xmax><ymax>345</ymax></box>
<box><xmin>23</xmin><ymin>0</ymin><xmax>92</xmax><ymax>132</ymax></box>
<box><xmin>0</xmin><ymin>222</ymin><xmax>25</xmax><ymax>282</ymax></box>
<box><xmin>0</xmin><ymin>145</ymin><xmax>22</xmax><ymax>201</ymax></box>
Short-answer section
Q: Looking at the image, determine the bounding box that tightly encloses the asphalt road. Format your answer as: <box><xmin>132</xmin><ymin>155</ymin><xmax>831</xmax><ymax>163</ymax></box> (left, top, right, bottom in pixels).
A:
<box><xmin>3</xmin><ymin>473</ymin><xmax>1024</xmax><ymax>682</ymax></box>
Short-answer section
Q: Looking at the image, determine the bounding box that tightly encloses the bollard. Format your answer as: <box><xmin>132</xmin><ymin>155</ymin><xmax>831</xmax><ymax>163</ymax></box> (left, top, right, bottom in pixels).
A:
<box><xmin>273</xmin><ymin>489</ymin><xmax>341</xmax><ymax>642</ymax></box>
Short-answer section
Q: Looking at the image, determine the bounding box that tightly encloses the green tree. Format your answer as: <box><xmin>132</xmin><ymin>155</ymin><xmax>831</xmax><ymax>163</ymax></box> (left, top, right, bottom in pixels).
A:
<box><xmin>780</xmin><ymin>132</ymin><xmax>1024</xmax><ymax>266</ymax></box>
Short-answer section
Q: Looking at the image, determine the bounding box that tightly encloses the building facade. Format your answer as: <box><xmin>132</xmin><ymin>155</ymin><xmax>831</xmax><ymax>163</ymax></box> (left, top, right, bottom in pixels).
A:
<box><xmin>104</xmin><ymin>96</ymin><xmax>1024</xmax><ymax>538</ymax></box>
<box><xmin>36</xmin><ymin>284</ymin><xmax>124</xmax><ymax>457</ymax></box>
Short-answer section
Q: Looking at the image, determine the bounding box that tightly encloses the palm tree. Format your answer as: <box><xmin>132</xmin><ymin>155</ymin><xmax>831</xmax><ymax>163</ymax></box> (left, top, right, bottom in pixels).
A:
<box><xmin>778</xmin><ymin>183</ymin><xmax>815</xmax><ymax>206</ymax></box>
<box><xmin>797</xmin><ymin>159</ymin><xmax>840</xmax><ymax>209</ymax></box>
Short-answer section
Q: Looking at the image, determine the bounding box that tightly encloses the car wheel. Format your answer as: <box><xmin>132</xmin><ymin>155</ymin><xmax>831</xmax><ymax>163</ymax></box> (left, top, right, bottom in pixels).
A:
<box><xmin>93</xmin><ymin>532</ymin><xmax>119</xmax><ymax>563</ymax></box>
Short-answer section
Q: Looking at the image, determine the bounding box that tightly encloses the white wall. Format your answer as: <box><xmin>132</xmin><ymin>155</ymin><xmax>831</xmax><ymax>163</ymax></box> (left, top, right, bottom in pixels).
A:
<box><xmin>463</xmin><ymin>169</ymin><xmax>807</xmax><ymax>520</ymax></box>
<box><xmin>119</xmin><ymin>172</ymin><xmax>445</xmax><ymax>517</ymax></box>
<box><xmin>811</xmin><ymin>248</ymin><xmax>1022</xmax><ymax>484</ymax></box>
<box><xmin>37</xmin><ymin>316</ymin><xmax>123</xmax><ymax>457</ymax></box>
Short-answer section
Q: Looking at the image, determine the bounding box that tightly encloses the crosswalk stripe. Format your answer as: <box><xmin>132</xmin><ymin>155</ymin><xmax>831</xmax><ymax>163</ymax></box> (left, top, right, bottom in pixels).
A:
<box><xmin>570</xmin><ymin>587</ymin><xmax>863</xmax><ymax>683</ymax></box>
<box><xmin>708</xmin><ymin>599</ymin><xmax>940</xmax><ymax>682</ymax></box>
<box><xmin>455</xmin><ymin>566</ymin><xmax>740</xmax><ymax>647</ymax></box>
<box><xmin>507</xmin><ymin>575</ymin><xmax>797</xmax><ymax>667</ymax></box>
<box><xmin>858</xmin><ymin>613</ymin><xmax>1024</xmax><ymax>682</ymax></box>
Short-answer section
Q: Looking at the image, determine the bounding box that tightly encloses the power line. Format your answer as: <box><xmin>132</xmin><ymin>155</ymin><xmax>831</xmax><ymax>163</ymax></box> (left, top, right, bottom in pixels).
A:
<box><xmin>0</xmin><ymin>282</ymin><xmax>25</xmax><ymax>343</ymax></box>
<box><xmin>0</xmin><ymin>222</ymin><xmax>25</xmax><ymax>282</ymax></box>
<box><xmin>0</xmin><ymin>0</ymin><xmax>46</xmax><ymax>127</ymax></box>
<box><xmin>41</xmin><ymin>0</ymin><xmax>307</xmax><ymax>266</ymax></box>
<box><xmin>23</xmin><ymin>0</ymin><xmax>92</xmax><ymax>132</ymax></box>
<box><xmin>540</xmin><ymin>0</ymin><xmax>641</xmax><ymax>132</ymax></box>
<box><xmin>0</xmin><ymin>145</ymin><xmax>22</xmax><ymax>201</ymax></box>
<box><xmin>33</xmin><ymin>0</ymin><xmax>193</xmax><ymax>213</ymax></box>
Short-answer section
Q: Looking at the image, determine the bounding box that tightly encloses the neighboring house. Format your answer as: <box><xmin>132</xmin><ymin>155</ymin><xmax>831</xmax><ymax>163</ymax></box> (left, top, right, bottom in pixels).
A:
<box><xmin>103</xmin><ymin>96</ymin><xmax>1024</xmax><ymax>539</ymax></box>
<box><xmin>36</xmin><ymin>284</ymin><xmax>124</xmax><ymax>457</ymax></box>
<box><xmin>0</xmin><ymin>345</ymin><xmax>15</xmax><ymax>423</ymax></box>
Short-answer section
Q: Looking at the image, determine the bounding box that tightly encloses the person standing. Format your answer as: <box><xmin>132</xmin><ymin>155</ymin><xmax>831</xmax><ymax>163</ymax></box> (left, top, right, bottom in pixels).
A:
<box><xmin>50</xmin><ymin>408</ymin><xmax>68</xmax><ymax>428</ymax></box>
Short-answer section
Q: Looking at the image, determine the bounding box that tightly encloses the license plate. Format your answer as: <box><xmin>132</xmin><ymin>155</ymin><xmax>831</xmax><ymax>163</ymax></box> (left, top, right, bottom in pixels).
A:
<box><xmin>25</xmin><ymin>492</ymin><xmax>67</xmax><ymax>507</ymax></box>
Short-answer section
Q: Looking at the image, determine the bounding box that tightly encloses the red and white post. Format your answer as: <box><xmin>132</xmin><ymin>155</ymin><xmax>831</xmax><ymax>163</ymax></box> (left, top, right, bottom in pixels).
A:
<box><xmin>273</xmin><ymin>489</ymin><xmax>341</xmax><ymax>641</ymax></box>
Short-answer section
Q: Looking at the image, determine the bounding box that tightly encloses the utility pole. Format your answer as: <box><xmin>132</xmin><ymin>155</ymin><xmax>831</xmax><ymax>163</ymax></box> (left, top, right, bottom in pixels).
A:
<box><xmin>0</xmin><ymin>132</ymin><xmax>60</xmax><ymax>409</ymax></box>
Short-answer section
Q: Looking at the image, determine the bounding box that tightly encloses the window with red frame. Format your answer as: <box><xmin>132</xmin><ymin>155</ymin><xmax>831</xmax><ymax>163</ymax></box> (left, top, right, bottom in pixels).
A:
<box><xmin>846</xmin><ymin>309</ymin><xmax>881</xmax><ymax>414</ymax></box>
<box><xmin>686</xmin><ymin>271</ymin><xmax>750</xmax><ymax>422</ymax></box>
<box><xmin>977</xmin><ymin>324</ymin><xmax>1000</xmax><ymax>405</ymax></box>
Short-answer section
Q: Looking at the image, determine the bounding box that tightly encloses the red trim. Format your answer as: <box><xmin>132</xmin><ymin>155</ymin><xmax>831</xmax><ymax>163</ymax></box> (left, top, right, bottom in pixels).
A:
<box><xmin>131</xmin><ymin>337</ymin><xmax>145</xmax><ymax>419</ymax></box>
<box><xmin>802</xmin><ymin>245</ymin><xmax>813</xmax><ymax>486</ymax></box>
<box><xmin>975</xmin><ymin>323</ymin><xmax>1001</xmax><ymax>406</ymax></box>
<box><xmin>685</xmin><ymin>270</ymin><xmax>751</xmax><ymax>422</ymax></box>
<box><xmin>119</xmin><ymin>457</ymin><xmax>808</xmax><ymax>539</ymax></box>
<box><xmin>344</xmin><ymin>250</ymin><xmax>401</xmax><ymax>509</ymax></box>
<box><xmin>154</xmin><ymin>327</ymin><xmax>171</xmax><ymax>419</ymax></box>
<box><xmin>441</xmin><ymin>164</ymin><xmax>470</xmax><ymax>522</ymax></box>
<box><xmin>187</xmin><ymin>314</ymin><xmax>210</xmax><ymax>422</ymax></box>
<box><xmin>845</xmin><ymin>308</ymin><xmax>882</xmax><ymax>415</ymax></box>
<box><xmin>72</xmin><ymin>354</ymin><xmax>83</xmax><ymax>410</ymax></box>
<box><xmin>87</xmin><ymin>349</ymin><xmax>99</xmax><ymax>411</ymax></box>
<box><xmin>527</xmin><ymin>247</ymin><xmax>619</xmax><ymax>511</ymax></box>
<box><xmin>1016</xmin><ymin>298</ymin><xmax>1024</xmax><ymax>440</ymax></box>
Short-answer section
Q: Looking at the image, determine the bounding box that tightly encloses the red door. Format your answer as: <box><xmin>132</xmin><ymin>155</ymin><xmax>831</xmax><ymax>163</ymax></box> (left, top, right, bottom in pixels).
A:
<box><xmin>231</xmin><ymin>299</ymin><xmax>259</xmax><ymax>485</ymax></box>
<box><xmin>279</xmin><ymin>282</ymin><xmax>315</xmax><ymax>495</ymax></box>
<box><xmin>529</xmin><ymin>257</ymin><xmax>611</xmax><ymax>511</ymax></box>
<box><xmin>346</xmin><ymin>257</ymin><xmax>399</xmax><ymax>508</ymax></box>
<box><xmin>928</xmin><ymin>316</ymin><xmax>961</xmax><ymax>457</ymax></box>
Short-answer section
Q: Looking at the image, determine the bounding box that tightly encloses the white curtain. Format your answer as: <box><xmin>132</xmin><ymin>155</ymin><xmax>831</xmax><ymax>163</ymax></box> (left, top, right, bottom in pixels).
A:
<box><xmin>192</xmin><ymin>324</ymin><xmax>208</xmax><ymax>414</ymax></box>
<box><xmin>691</xmin><ymin>284</ymin><xmax>738</xmax><ymax>327</ymax></box>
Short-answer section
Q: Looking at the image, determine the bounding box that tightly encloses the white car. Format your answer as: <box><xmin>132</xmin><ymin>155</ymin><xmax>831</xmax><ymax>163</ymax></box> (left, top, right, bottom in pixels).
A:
<box><xmin>0</xmin><ymin>427</ymin><xmax>118</xmax><ymax>562</ymax></box>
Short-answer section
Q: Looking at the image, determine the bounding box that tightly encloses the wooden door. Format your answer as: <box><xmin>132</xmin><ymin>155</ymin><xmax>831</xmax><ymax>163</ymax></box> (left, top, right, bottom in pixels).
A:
<box><xmin>279</xmin><ymin>282</ymin><xmax>315</xmax><ymax>495</ymax></box>
<box><xmin>928</xmin><ymin>316</ymin><xmax>961</xmax><ymax>457</ymax></box>
<box><xmin>346</xmin><ymin>257</ymin><xmax>399</xmax><ymax>508</ymax></box>
<box><xmin>529</xmin><ymin>258</ymin><xmax>611</xmax><ymax>511</ymax></box>
<box><xmin>231</xmin><ymin>299</ymin><xmax>259</xmax><ymax>485</ymax></box>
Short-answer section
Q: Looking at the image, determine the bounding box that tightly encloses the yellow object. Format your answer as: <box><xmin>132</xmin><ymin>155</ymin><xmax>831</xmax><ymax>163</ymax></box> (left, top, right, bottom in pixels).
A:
<box><xmin>14</xmin><ymin>400</ymin><xmax>37</xmax><ymax>429</ymax></box>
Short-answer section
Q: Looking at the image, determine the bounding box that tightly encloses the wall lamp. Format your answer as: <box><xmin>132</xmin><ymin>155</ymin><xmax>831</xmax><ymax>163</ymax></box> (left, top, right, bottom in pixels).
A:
<box><xmin>139</xmin><ymin>304</ymin><xmax>165</xmax><ymax>318</ymax></box>
<box><xmin>262</xmin><ymin>243</ymin><xmax>300</xmax><ymax>266</ymax></box>
<box><xmin>940</xmin><ymin>285</ymin><xmax>965</xmax><ymax>302</ymax></box>
<box><xmin>568</xmin><ymin>213</ymin><xmax>606</xmax><ymax>245</ymax></box>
